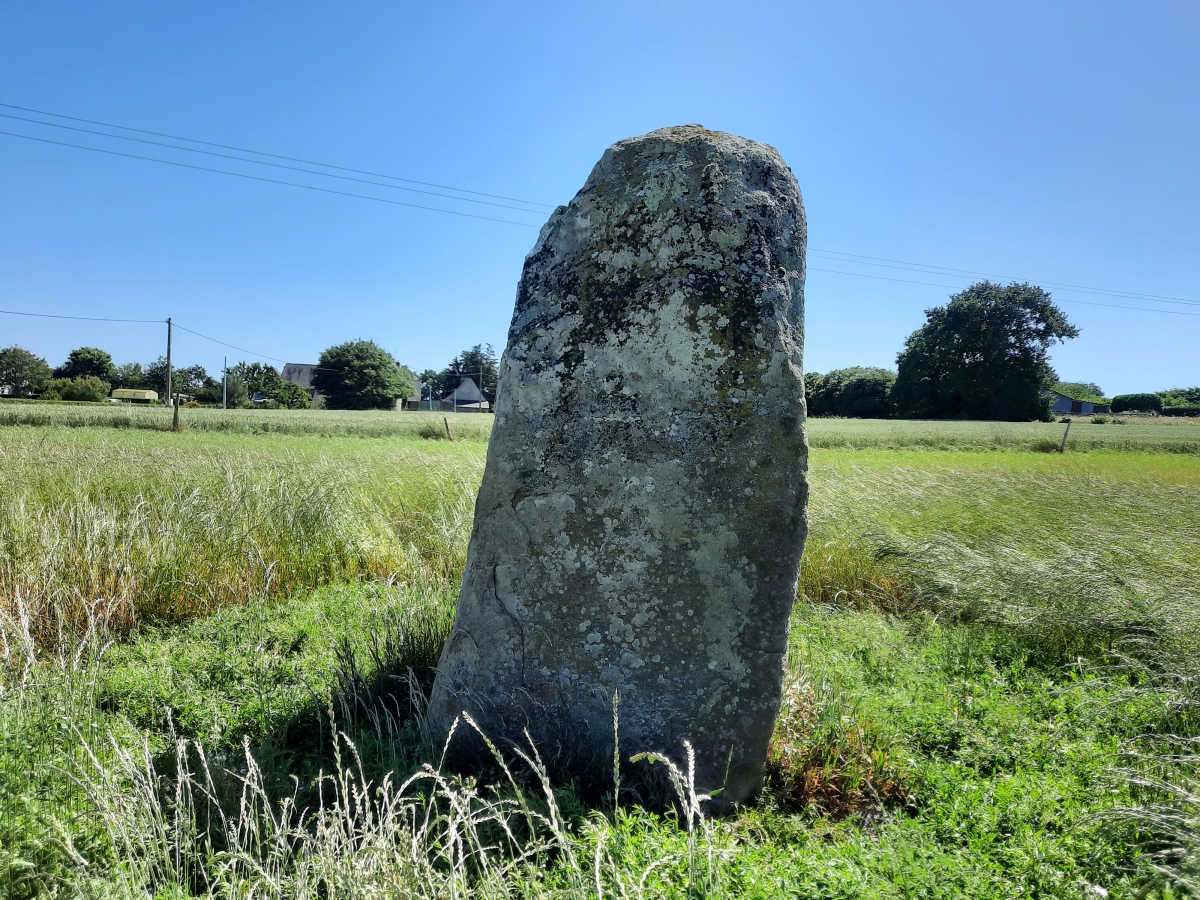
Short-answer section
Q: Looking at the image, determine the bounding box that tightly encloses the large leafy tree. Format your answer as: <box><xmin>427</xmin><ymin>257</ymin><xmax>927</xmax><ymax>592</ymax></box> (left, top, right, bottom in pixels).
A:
<box><xmin>891</xmin><ymin>282</ymin><xmax>1079</xmax><ymax>422</ymax></box>
<box><xmin>437</xmin><ymin>344</ymin><xmax>499</xmax><ymax>405</ymax></box>
<box><xmin>54</xmin><ymin>347</ymin><xmax>117</xmax><ymax>384</ymax></box>
<box><xmin>0</xmin><ymin>345</ymin><xmax>52</xmax><ymax>396</ymax></box>
<box><xmin>311</xmin><ymin>340</ymin><xmax>411</xmax><ymax>410</ymax></box>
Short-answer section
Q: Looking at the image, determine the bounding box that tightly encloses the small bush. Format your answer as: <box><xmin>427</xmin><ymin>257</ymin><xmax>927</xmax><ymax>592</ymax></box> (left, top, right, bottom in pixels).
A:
<box><xmin>1031</xmin><ymin>438</ymin><xmax>1062</xmax><ymax>452</ymax></box>
<box><xmin>1091</xmin><ymin>415</ymin><xmax>1109</xmax><ymax>424</ymax></box>
<box><xmin>1059</xmin><ymin>416</ymin><xmax>1072</xmax><ymax>424</ymax></box>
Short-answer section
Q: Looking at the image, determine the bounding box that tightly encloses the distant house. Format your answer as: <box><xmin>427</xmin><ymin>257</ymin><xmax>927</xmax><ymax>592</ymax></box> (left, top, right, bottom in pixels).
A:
<box><xmin>281</xmin><ymin>363</ymin><xmax>317</xmax><ymax>393</ymax></box>
<box><xmin>1046</xmin><ymin>389</ymin><xmax>1111</xmax><ymax>416</ymax></box>
<box><xmin>439</xmin><ymin>376</ymin><xmax>490</xmax><ymax>413</ymax></box>
<box><xmin>281</xmin><ymin>363</ymin><xmax>322</xmax><ymax>405</ymax></box>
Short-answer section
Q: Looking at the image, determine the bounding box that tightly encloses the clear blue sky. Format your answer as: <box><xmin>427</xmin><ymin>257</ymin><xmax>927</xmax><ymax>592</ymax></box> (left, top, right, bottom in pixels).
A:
<box><xmin>1</xmin><ymin>1</ymin><xmax>1196</xmax><ymax>394</ymax></box>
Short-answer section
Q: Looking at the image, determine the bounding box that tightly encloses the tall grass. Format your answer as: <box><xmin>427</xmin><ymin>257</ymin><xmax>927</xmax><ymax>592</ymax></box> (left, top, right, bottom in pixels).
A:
<box><xmin>799</xmin><ymin>458</ymin><xmax>1200</xmax><ymax>660</ymax></box>
<box><xmin>68</xmin><ymin>716</ymin><xmax>734</xmax><ymax>899</ymax></box>
<box><xmin>0</xmin><ymin>434</ymin><xmax>481</xmax><ymax>663</ymax></box>
<box><xmin>2</xmin><ymin>425</ymin><xmax>1198</xmax><ymax>895</ymax></box>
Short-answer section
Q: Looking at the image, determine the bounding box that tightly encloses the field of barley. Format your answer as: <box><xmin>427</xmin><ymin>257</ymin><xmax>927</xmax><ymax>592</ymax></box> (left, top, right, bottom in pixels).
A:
<box><xmin>2</xmin><ymin>407</ymin><xmax>1198</xmax><ymax>898</ymax></box>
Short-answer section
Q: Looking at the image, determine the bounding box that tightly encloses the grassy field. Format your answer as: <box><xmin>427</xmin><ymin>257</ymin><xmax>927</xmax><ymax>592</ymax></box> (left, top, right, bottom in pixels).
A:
<box><xmin>1</xmin><ymin>415</ymin><xmax>1198</xmax><ymax>898</ymax></box>
<box><xmin>1</xmin><ymin>401</ymin><xmax>1198</xmax><ymax>452</ymax></box>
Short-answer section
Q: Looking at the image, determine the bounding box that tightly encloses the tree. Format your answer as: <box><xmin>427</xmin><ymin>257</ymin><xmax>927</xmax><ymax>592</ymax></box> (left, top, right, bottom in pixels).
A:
<box><xmin>42</xmin><ymin>376</ymin><xmax>110</xmax><ymax>402</ymax></box>
<box><xmin>225</xmin><ymin>361</ymin><xmax>311</xmax><ymax>408</ymax></box>
<box><xmin>1054</xmin><ymin>381</ymin><xmax>1106</xmax><ymax>402</ymax></box>
<box><xmin>891</xmin><ymin>281</ymin><xmax>1079</xmax><ymax>421</ymax></box>
<box><xmin>192</xmin><ymin>376</ymin><xmax>224</xmax><ymax>405</ymax></box>
<box><xmin>54</xmin><ymin>347</ymin><xmax>117</xmax><ymax>384</ymax></box>
<box><xmin>438</xmin><ymin>344</ymin><xmax>499</xmax><ymax>405</ymax></box>
<box><xmin>112</xmin><ymin>362</ymin><xmax>148</xmax><ymax>390</ymax></box>
<box><xmin>806</xmin><ymin>367</ymin><xmax>896</xmax><ymax>418</ymax></box>
<box><xmin>0</xmin><ymin>345</ymin><xmax>52</xmax><ymax>396</ymax></box>
<box><xmin>229</xmin><ymin>362</ymin><xmax>281</xmax><ymax>399</ymax></box>
<box><xmin>145</xmin><ymin>358</ymin><xmax>209</xmax><ymax>397</ymax></box>
<box><xmin>311</xmin><ymin>340</ymin><xmax>411</xmax><ymax>410</ymax></box>
<box><xmin>223</xmin><ymin>371</ymin><xmax>251</xmax><ymax>408</ymax></box>
<box><xmin>416</xmin><ymin>369</ymin><xmax>440</xmax><ymax>402</ymax></box>
<box><xmin>1159</xmin><ymin>386</ymin><xmax>1200</xmax><ymax>407</ymax></box>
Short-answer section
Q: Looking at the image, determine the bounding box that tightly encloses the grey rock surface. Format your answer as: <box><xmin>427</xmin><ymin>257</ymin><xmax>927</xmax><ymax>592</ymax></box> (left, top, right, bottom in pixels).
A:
<box><xmin>426</xmin><ymin>125</ymin><xmax>808</xmax><ymax>806</ymax></box>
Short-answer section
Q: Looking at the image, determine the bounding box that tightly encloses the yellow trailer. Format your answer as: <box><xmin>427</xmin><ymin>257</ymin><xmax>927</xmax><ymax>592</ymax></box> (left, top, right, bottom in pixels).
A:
<box><xmin>111</xmin><ymin>389</ymin><xmax>159</xmax><ymax>403</ymax></box>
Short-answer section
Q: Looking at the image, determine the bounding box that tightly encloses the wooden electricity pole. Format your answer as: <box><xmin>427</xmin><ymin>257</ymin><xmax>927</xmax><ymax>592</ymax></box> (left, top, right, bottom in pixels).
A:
<box><xmin>164</xmin><ymin>317</ymin><xmax>173</xmax><ymax>407</ymax></box>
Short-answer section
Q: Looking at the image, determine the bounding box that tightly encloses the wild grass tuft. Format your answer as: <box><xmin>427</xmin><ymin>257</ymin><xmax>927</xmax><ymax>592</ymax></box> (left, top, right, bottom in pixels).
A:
<box><xmin>765</xmin><ymin>668</ymin><xmax>909</xmax><ymax>818</ymax></box>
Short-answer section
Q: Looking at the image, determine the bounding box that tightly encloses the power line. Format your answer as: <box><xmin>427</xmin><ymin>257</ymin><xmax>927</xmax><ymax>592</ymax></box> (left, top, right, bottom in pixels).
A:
<box><xmin>0</xmin><ymin>112</ymin><xmax>547</xmax><ymax>215</ymax></box>
<box><xmin>0</xmin><ymin>130</ymin><xmax>541</xmax><ymax>228</ymax></box>
<box><xmin>1</xmin><ymin>104</ymin><xmax>1193</xmax><ymax>321</ymax></box>
<box><xmin>0</xmin><ymin>101</ymin><xmax>556</xmax><ymax>209</ymax></box>
<box><xmin>810</xmin><ymin>267</ymin><xmax>1200</xmax><ymax>317</ymax></box>
<box><xmin>0</xmin><ymin>307</ymin><xmax>161</xmax><ymax>323</ymax></box>
<box><xmin>172</xmin><ymin>322</ymin><xmax>290</xmax><ymax>364</ymax></box>
<box><xmin>810</xmin><ymin>247</ymin><xmax>1200</xmax><ymax>307</ymax></box>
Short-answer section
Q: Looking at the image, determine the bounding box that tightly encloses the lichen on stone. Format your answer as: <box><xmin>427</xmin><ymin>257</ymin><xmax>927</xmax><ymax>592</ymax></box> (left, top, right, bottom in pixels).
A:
<box><xmin>427</xmin><ymin>125</ymin><xmax>809</xmax><ymax>808</ymax></box>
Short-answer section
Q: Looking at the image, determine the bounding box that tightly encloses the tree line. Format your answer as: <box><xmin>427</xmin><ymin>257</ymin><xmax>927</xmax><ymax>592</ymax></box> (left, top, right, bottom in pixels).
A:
<box><xmin>4</xmin><ymin>283</ymin><xmax>1192</xmax><ymax>419</ymax></box>
<box><xmin>0</xmin><ymin>339</ymin><xmax>501</xmax><ymax>411</ymax></box>
<box><xmin>810</xmin><ymin>281</ymin><xmax>1197</xmax><ymax>421</ymax></box>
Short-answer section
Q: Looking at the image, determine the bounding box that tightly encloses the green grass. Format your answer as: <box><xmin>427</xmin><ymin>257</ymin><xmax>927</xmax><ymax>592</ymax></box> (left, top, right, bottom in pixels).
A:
<box><xmin>3</xmin><ymin>401</ymin><xmax>1199</xmax><ymax>452</ymax></box>
<box><xmin>2</xmin><ymin>416</ymin><xmax>1198</xmax><ymax>898</ymax></box>
<box><xmin>805</xmin><ymin>417</ymin><xmax>1200</xmax><ymax>453</ymax></box>
<box><xmin>0</xmin><ymin>403</ymin><xmax>495</xmax><ymax>440</ymax></box>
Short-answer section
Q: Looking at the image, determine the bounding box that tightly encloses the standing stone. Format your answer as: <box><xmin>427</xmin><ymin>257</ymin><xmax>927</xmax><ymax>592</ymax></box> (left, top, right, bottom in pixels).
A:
<box><xmin>426</xmin><ymin>125</ymin><xmax>808</xmax><ymax>806</ymax></box>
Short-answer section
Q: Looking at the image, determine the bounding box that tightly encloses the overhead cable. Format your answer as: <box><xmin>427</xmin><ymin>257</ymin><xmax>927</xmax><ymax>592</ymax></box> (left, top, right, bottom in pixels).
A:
<box><xmin>0</xmin><ymin>112</ymin><xmax>547</xmax><ymax>214</ymax></box>
<box><xmin>0</xmin><ymin>130</ymin><xmax>539</xmax><ymax>227</ymax></box>
<box><xmin>810</xmin><ymin>267</ymin><xmax>1200</xmax><ymax>317</ymax></box>
<box><xmin>172</xmin><ymin>322</ymin><xmax>290</xmax><ymax>364</ymax></box>
<box><xmin>810</xmin><ymin>248</ymin><xmax>1199</xmax><ymax>307</ymax></box>
<box><xmin>0</xmin><ymin>307</ymin><xmax>162</xmax><ymax>323</ymax></box>
<box><xmin>0</xmin><ymin>101</ymin><xmax>555</xmax><ymax>209</ymax></box>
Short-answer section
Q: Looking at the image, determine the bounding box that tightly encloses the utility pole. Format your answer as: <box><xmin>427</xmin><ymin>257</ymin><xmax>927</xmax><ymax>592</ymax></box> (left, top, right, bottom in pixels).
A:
<box><xmin>164</xmin><ymin>317</ymin><xmax>173</xmax><ymax>407</ymax></box>
<box><xmin>222</xmin><ymin>355</ymin><xmax>227</xmax><ymax>410</ymax></box>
